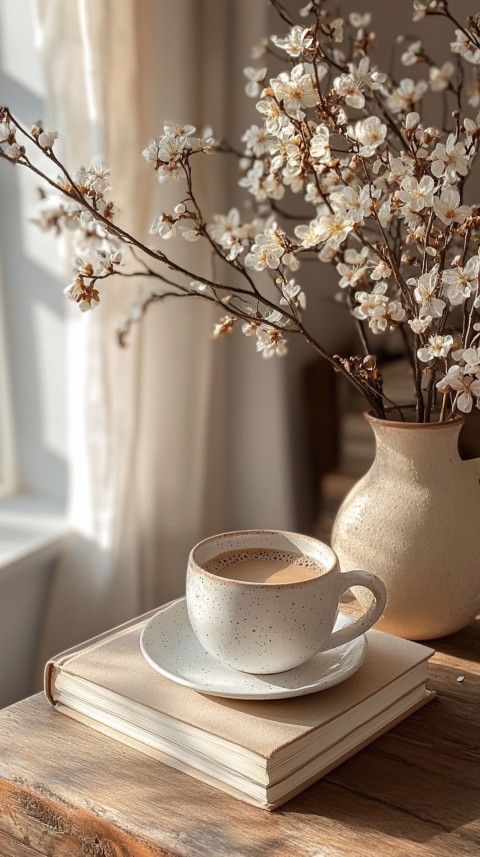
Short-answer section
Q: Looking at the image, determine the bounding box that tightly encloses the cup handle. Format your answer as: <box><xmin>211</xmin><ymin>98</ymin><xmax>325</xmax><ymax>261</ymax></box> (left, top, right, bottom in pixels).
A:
<box><xmin>327</xmin><ymin>570</ymin><xmax>387</xmax><ymax>649</ymax></box>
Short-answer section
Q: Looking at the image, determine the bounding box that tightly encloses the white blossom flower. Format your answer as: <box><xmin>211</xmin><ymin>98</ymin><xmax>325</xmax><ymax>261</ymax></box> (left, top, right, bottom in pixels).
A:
<box><xmin>405</xmin><ymin>111</ymin><xmax>421</xmax><ymax>131</ymax></box>
<box><xmin>450</xmin><ymin>30</ymin><xmax>480</xmax><ymax>65</ymax></box>
<box><xmin>314</xmin><ymin>212</ymin><xmax>355</xmax><ymax>249</ymax></box>
<box><xmin>387</xmin><ymin>153</ymin><xmax>414</xmax><ymax>184</ymax></box>
<box><xmin>271</xmin><ymin>26</ymin><xmax>313</xmax><ymax>57</ymax></box>
<box><xmin>270</xmin><ymin>63</ymin><xmax>320</xmax><ymax>118</ymax></box>
<box><xmin>5</xmin><ymin>142</ymin><xmax>22</xmax><ymax>160</ymax></box>
<box><xmin>73</xmin><ymin>257</ymin><xmax>94</xmax><ymax>277</ymax></box>
<box><xmin>157</xmin><ymin>161</ymin><xmax>183</xmax><ymax>183</ymax></box>
<box><xmin>417</xmin><ymin>334</ymin><xmax>454</xmax><ymax>362</ymax></box>
<box><xmin>245</xmin><ymin>226</ymin><xmax>285</xmax><ymax>270</ymax></box>
<box><xmin>430</xmin><ymin>134</ymin><xmax>469</xmax><ymax>183</ymax></box>
<box><xmin>78</xmin><ymin>298</ymin><xmax>99</xmax><ymax>313</ymax></box>
<box><xmin>442</xmin><ymin>257</ymin><xmax>480</xmax><ymax>305</ymax></box>
<box><xmin>95</xmin><ymin>249</ymin><xmax>122</xmax><ymax>272</ymax></box>
<box><xmin>433</xmin><ymin>187</ymin><xmax>471</xmax><ymax>225</ymax></box>
<box><xmin>429</xmin><ymin>62</ymin><xmax>455</xmax><ymax>92</ymax></box>
<box><xmin>213</xmin><ymin>316</ymin><xmax>236</xmax><ymax>339</ymax></box>
<box><xmin>386</xmin><ymin>78</ymin><xmax>428</xmax><ymax>114</ymax></box>
<box><xmin>353</xmin><ymin>282</ymin><xmax>386</xmax><ymax>316</ymax></box>
<box><xmin>450</xmin><ymin>29</ymin><xmax>472</xmax><ymax>56</ymax></box>
<box><xmin>351</xmin><ymin>116</ymin><xmax>387</xmax><ymax>156</ymax></box>
<box><xmin>408</xmin><ymin>315</ymin><xmax>433</xmax><ymax>334</ymax></box>
<box><xmin>464</xmin><ymin>112</ymin><xmax>480</xmax><ymax>140</ymax></box>
<box><xmin>255</xmin><ymin>98</ymin><xmax>290</xmax><ymax>134</ymax></box>
<box><xmin>142</xmin><ymin>139</ymin><xmax>160</xmax><ymax>166</ymax></box>
<box><xmin>0</xmin><ymin>121</ymin><xmax>13</xmax><ymax>143</ymax></box>
<box><xmin>239</xmin><ymin>159</ymin><xmax>284</xmax><ymax>202</ymax></box>
<box><xmin>461</xmin><ymin>347</ymin><xmax>480</xmax><ymax>375</ymax></box>
<box><xmin>410</xmin><ymin>269</ymin><xmax>445</xmax><ymax>318</ymax></box>
<box><xmin>350</xmin><ymin>56</ymin><xmax>387</xmax><ymax>91</ymax></box>
<box><xmin>436</xmin><ymin>365</ymin><xmax>480</xmax><ymax>412</ymax></box>
<box><xmin>158</xmin><ymin>134</ymin><xmax>188</xmax><ymax>164</ymax></box>
<box><xmin>370</xmin><ymin>259</ymin><xmax>392</xmax><ymax>281</ymax></box>
<box><xmin>88</xmin><ymin>163</ymin><xmax>110</xmax><ymax>194</ymax></box>
<box><xmin>208</xmin><ymin>208</ymin><xmax>241</xmax><ymax>244</ymax></box>
<box><xmin>349</xmin><ymin>13</ymin><xmax>371</xmax><ymax>28</ymax></box>
<box><xmin>281</xmin><ymin>165</ymin><xmax>304</xmax><ymax>194</ymax></box>
<box><xmin>37</xmin><ymin>129</ymin><xmax>58</xmax><ymax>149</ymax></box>
<box><xmin>401</xmin><ymin>41</ymin><xmax>423</xmax><ymax>67</ymax></box>
<box><xmin>280</xmin><ymin>278</ymin><xmax>306</xmax><ymax>310</ymax></box>
<box><xmin>256</xmin><ymin>327</ymin><xmax>288</xmax><ymax>357</ymax></box>
<box><xmin>243</xmin><ymin>67</ymin><xmax>267</xmax><ymax>98</ymax></box>
<box><xmin>163</xmin><ymin>122</ymin><xmax>196</xmax><ymax>138</ymax></box>
<box><xmin>327</xmin><ymin>18</ymin><xmax>344</xmax><ymax>43</ymax></box>
<box><xmin>412</xmin><ymin>1</ymin><xmax>441</xmax><ymax>21</ymax></box>
<box><xmin>208</xmin><ymin>208</ymin><xmax>248</xmax><ymax>260</ymax></box>
<box><xmin>294</xmin><ymin>218</ymin><xmax>324</xmax><ymax>248</ymax></box>
<box><xmin>242</xmin><ymin>315</ymin><xmax>259</xmax><ymax>337</ymax></box>
<box><xmin>256</xmin><ymin>310</ymin><xmax>288</xmax><ymax>358</ymax></box>
<box><xmin>268</xmin><ymin>125</ymin><xmax>301</xmax><ymax>173</ymax></box>
<box><xmin>64</xmin><ymin>277</ymin><xmax>99</xmax><ymax>311</ymax></box>
<box><xmin>412</xmin><ymin>2</ymin><xmax>428</xmax><ymax>21</ymax></box>
<box><xmin>150</xmin><ymin>213</ymin><xmax>178</xmax><ymax>238</ymax></box>
<box><xmin>372</xmin><ymin>300</ymin><xmax>406</xmax><ymax>332</ymax></box>
<box><xmin>180</xmin><ymin>227</ymin><xmax>201</xmax><ymax>242</ymax></box>
<box><xmin>330</xmin><ymin>184</ymin><xmax>378</xmax><ymax>224</ymax></box>
<box><xmin>397</xmin><ymin>175</ymin><xmax>435</xmax><ymax>212</ymax></box>
<box><xmin>336</xmin><ymin>247</ymin><xmax>370</xmax><ymax>289</ymax></box>
<box><xmin>241</xmin><ymin>124</ymin><xmax>271</xmax><ymax>156</ymax></box>
<box><xmin>95</xmin><ymin>198</ymin><xmax>118</xmax><ymax>222</ymax></box>
<box><xmin>333</xmin><ymin>73</ymin><xmax>365</xmax><ymax>109</ymax></box>
<box><xmin>310</xmin><ymin>124</ymin><xmax>331</xmax><ymax>165</ymax></box>
<box><xmin>281</xmin><ymin>251</ymin><xmax>300</xmax><ymax>271</ymax></box>
<box><xmin>353</xmin><ymin>282</ymin><xmax>405</xmax><ymax>333</ymax></box>
<box><xmin>142</xmin><ymin>126</ymin><xmax>203</xmax><ymax>183</ymax></box>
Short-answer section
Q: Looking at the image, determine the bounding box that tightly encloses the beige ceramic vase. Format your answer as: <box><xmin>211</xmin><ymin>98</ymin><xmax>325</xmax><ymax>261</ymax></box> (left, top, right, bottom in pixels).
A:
<box><xmin>331</xmin><ymin>413</ymin><xmax>480</xmax><ymax>640</ymax></box>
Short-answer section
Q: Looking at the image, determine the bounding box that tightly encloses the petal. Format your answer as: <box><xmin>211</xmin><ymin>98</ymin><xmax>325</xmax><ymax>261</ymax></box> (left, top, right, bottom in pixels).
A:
<box><xmin>431</xmin><ymin>160</ymin><xmax>445</xmax><ymax>177</ymax></box>
<box><xmin>417</xmin><ymin>348</ymin><xmax>431</xmax><ymax>362</ymax></box>
<box><xmin>457</xmin><ymin>391</ymin><xmax>473</xmax><ymax>412</ymax></box>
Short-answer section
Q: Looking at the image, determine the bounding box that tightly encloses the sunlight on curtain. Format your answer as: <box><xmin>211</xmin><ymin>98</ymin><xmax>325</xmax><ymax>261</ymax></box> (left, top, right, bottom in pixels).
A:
<box><xmin>33</xmin><ymin>0</ymin><xmax>296</xmax><ymax>672</ymax></box>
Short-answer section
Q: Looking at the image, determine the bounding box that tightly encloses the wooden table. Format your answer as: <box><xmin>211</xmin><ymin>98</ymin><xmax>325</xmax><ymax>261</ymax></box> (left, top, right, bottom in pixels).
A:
<box><xmin>0</xmin><ymin>616</ymin><xmax>479</xmax><ymax>857</ymax></box>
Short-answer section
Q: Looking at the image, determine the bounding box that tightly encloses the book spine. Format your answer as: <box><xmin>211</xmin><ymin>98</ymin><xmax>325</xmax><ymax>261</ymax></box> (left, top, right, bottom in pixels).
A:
<box><xmin>44</xmin><ymin>605</ymin><xmax>164</xmax><ymax>706</ymax></box>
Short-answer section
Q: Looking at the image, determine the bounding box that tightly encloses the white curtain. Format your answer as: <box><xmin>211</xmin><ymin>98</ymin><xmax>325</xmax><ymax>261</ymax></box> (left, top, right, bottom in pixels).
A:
<box><xmin>34</xmin><ymin>0</ymin><xmax>298</xmax><ymax>667</ymax></box>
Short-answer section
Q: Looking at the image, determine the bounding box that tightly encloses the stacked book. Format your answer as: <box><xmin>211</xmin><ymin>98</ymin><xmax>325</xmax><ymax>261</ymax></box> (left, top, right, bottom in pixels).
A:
<box><xmin>45</xmin><ymin>608</ymin><xmax>434</xmax><ymax>810</ymax></box>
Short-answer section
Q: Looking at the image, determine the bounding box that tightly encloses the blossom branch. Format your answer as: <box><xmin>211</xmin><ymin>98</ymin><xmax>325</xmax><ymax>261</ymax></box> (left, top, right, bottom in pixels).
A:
<box><xmin>4</xmin><ymin>0</ymin><xmax>480</xmax><ymax>420</ymax></box>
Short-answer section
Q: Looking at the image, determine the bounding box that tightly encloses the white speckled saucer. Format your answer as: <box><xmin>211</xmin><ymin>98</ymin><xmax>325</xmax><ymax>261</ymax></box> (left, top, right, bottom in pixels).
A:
<box><xmin>140</xmin><ymin>598</ymin><xmax>368</xmax><ymax>700</ymax></box>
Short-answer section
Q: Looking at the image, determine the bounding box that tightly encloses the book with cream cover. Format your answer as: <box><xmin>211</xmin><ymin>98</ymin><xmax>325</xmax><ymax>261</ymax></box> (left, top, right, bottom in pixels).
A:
<box><xmin>45</xmin><ymin>607</ymin><xmax>434</xmax><ymax>810</ymax></box>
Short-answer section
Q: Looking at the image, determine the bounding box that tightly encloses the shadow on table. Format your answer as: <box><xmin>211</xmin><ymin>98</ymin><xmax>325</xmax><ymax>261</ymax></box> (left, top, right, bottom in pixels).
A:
<box><xmin>282</xmin><ymin>640</ymin><xmax>480</xmax><ymax>847</ymax></box>
<box><xmin>425</xmin><ymin>615</ymin><xmax>480</xmax><ymax>664</ymax></box>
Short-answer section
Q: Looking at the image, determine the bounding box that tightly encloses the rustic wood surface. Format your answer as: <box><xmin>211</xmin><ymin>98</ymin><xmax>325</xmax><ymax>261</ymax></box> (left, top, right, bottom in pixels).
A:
<box><xmin>0</xmin><ymin>614</ymin><xmax>479</xmax><ymax>857</ymax></box>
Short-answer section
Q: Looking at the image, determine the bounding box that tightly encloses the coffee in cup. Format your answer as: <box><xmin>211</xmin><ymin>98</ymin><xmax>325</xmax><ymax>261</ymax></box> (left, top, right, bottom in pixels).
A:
<box><xmin>186</xmin><ymin>530</ymin><xmax>386</xmax><ymax>674</ymax></box>
<box><xmin>204</xmin><ymin>547</ymin><xmax>325</xmax><ymax>584</ymax></box>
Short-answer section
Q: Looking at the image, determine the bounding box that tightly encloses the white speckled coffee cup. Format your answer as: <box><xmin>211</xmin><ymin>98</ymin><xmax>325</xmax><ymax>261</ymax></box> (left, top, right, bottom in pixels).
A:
<box><xmin>186</xmin><ymin>530</ymin><xmax>386</xmax><ymax>674</ymax></box>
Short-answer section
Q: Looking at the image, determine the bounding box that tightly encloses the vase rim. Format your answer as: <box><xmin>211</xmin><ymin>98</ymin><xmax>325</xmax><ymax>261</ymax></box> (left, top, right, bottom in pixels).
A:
<box><xmin>364</xmin><ymin>410</ymin><xmax>464</xmax><ymax>429</ymax></box>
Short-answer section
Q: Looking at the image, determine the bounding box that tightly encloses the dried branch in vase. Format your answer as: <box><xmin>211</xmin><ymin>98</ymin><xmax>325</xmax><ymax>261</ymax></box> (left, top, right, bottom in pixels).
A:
<box><xmin>2</xmin><ymin>0</ymin><xmax>480</xmax><ymax>421</ymax></box>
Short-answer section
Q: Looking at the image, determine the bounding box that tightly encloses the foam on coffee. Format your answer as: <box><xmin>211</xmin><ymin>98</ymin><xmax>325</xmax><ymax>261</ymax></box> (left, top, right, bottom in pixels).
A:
<box><xmin>204</xmin><ymin>547</ymin><xmax>325</xmax><ymax>584</ymax></box>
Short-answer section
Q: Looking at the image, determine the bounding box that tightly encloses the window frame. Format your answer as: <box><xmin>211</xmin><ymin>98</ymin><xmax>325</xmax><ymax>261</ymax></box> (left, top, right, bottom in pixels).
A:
<box><xmin>0</xmin><ymin>243</ymin><xmax>17</xmax><ymax>498</ymax></box>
